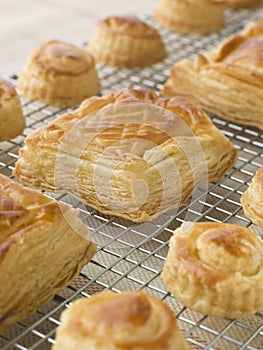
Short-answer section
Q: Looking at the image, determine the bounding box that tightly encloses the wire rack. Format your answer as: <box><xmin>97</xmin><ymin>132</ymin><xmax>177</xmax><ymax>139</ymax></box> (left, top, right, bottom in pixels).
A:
<box><xmin>1</xmin><ymin>8</ymin><xmax>263</xmax><ymax>350</ymax></box>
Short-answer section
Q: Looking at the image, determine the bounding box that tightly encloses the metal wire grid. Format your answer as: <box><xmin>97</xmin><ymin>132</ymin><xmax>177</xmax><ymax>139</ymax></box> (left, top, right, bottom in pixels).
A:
<box><xmin>0</xmin><ymin>7</ymin><xmax>263</xmax><ymax>350</ymax></box>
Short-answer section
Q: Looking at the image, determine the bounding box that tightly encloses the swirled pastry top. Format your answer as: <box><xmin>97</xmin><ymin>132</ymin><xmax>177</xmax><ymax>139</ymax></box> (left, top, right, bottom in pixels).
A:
<box><xmin>13</xmin><ymin>87</ymin><xmax>237</xmax><ymax>222</ymax></box>
<box><xmin>100</xmin><ymin>15</ymin><xmax>161</xmax><ymax>38</ymax></box>
<box><xmin>161</xmin><ymin>221</ymin><xmax>263</xmax><ymax>318</ymax></box>
<box><xmin>162</xmin><ymin>18</ymin><xmax>263</xmax><ymax>130</ymax></box>
<box><xmin>0</xmin><ymin>79</ymin><xmax>25</xmax><ymax>141</ymax></box>
<box><xmin>33</xmin><ymin>40</ymin><xmax>95</xmax><ymax>75</ymax></box>
<box><xmin>17</xmin><ymin>40</ymin><xmax>100</xmax><ymax>107</ymax></box>
<box><xmin>241</xmin><ymin>164</ymin><xmax>263</xmax><ymax>226</ymax></box>
<box><xmin>86</xmin><ymin>15</ymin><xmax>167</xmax><ymax>68</ymax></box>
<box><xmin>52</xmin><ymin>290</ymin><xmax>191</xmax><ymax>350</ymax></box>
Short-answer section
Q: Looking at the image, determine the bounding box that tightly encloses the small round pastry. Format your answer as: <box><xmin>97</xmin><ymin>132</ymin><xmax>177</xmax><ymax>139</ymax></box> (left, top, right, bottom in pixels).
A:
<box><xmin>154</xmin><ymin>0</ymin><xmax>225</xmax><ymax>34</ymax></box>
<box><xmin>0</xmin><ymin>80</ymin><xmax>25</xmax><ymax>141</ymax></box>
<box><xmin>225</xmin><ymin>0</ymin><xmax>262</xmax><ymax>8</ymax></box>
<box><xmin>52</xmin><ymin>290</ymin><xmax>191</xmax><ymax>350</ymax></box>
<box><xmin>86</xmin><ymin>15</ymin><xmax>167</xmax><ymax>68</ymax></box>
<box><xmin>161</xmin><ymin>222</ymin><xmax>263</xmax><ymax>319</ymax></box>
<box><xmin>17</xmin><ymin>40</ymin><xmax>100</xmax><ymax>107</ymax></box>
<box><xmin>241</xmin><ymin>165</ymin><xmax>263</xmax><ymax>226</ymax></box>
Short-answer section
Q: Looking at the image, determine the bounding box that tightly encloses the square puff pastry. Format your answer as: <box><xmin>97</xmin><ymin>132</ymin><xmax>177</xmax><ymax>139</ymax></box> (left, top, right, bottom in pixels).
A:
<box><xmin>241</xmin><ymin>164</ymin><xmax>263</xmax><ymax>226</ymax></box>
<box><xmin>162</xmin><ymin>18</ymin><xmax>263</xmax><ymax>130</ymax></box>
<box><xmin>0</xmin><ymin>79</ymin><xmax>25</xmax><ymax>141</ymax></box>
<box><xmin>154</xmin><ymin>0</ymin><xmax>225</xmax><ymax>34</ymax></box>
<box><xmin>0</xmin><ymin>174</ymin><xmax>97</xmax><ymax>333</ymax></box>
<box><xmin>17</xmin><ymin>40</ymin><xmax>100</xmax><ymax>107</ymax></box>
<box><xmin>13</xmin><ymin>87</ymin><xmax>237</xmax><ymax>222</ymax></box>
<box><xmin>86</xmin><ymin>15</ymin><xmax>167</xmax><ymax>68</ymax></box>
<box><xmin>52</xmin><ymin>290</ymin><xmax>192</xmax><ymax>350</ymax></box>
<box><xmin>162</xmin><ymin>221</ymin><xmax>263</xmax><ymax>319</ymax></box>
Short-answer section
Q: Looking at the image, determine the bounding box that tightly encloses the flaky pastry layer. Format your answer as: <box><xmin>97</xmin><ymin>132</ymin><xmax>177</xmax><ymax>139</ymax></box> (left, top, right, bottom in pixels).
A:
<box><xmin>241</xmin><ymin>164</ymin><xmax>263</xmax><ymax>226</ymax></box>
<box><xmin>13</xmin><ymin>87</ymin><xmax>237</xmax><ymax>222</ymax></box>
<box><xmin>0</xmin><ymin>174</ymin><xmax>97</xmax><ymax>333</ymax></box>
<box><xmin>86</xmin><ymin>16</ymin><xmax>167</xmax><ymax>68</ymax></box>
<box><xmin>0</xmin><ymin>80</ymin><xmax>25</xmax><ymax>141</ymax></box>
<box><xmin>52</xmin><ymin>290</ymin><xmax>191</xmax><ymax>350</ymax></box>
<box><xmin>162</xmin><ymin>221</ymin><xmax>263</xmax><ymax>318</ymax></box>
<box><xmin>154</xmin><ymin>0</ymin><xmax>225</xmax><ymax>34</ymax></box>
<box><xmin>17</xmin><ymin>40</ymin><xmax>100</xmax><ymax>107</ymax></box>
<box><xmin>226</xmin><ymin>0</ymin><xmax>262</xmax><ymax>8</ymax></box>
<box><xmin>162</xmin><ymin>18</ymin><xmax>263</xmax><ymax>130</ymax></box>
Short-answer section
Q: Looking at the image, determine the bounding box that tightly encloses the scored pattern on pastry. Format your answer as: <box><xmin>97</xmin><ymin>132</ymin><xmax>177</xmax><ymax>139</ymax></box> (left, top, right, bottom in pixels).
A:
<box><xmin>241</xmin><ymin>164</ymin><xmax>263</xmax><ymax>226</ymax></box>
<box><xmin>17</xmin><ymin>39</ymin><xmax>100</xmax><ymax>107</ymax></box>
<box><xmin>0</xmin><ymin>174</ymin><xmax>97</xmax><ymax>333</ymax></box>
<box><xmin>13</xmin><ymin>87</ymin><xmax>237</xmax><ymax>222</ymax></box>
<box><xmin>0</xmin><ymin>79</ymin><xmax>25</xmax><ymax>141</ymax></box>
<box><xmin>52</xmin><ymin>290</ymin><xmax>192</xmax><ymax>350</ymax></box>
<box><xmin>161</xmin><ymin>221</ymin><xmax>263</xmax><ymax>319</ymax></box>
<box><xmin>86</xmin><ymin>15</ymin><xmax>167</xmax><ymax>68</ymax></box>
<box><xmin>154</xmin><ymin>0</ymin><xmax>225</xmax><ymax>34</ymax></box>
<box><xmin>162</xmin><ymin>18</ymin><xmax>263</xmax><ymax>130</ymax></box>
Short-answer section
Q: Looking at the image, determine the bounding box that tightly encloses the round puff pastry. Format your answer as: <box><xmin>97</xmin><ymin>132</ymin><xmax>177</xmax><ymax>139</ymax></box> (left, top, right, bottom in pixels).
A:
<box><xmin>17</xmin><ymin>39</ymin><xmax>100</xmax><ymax>107</ymax></box>
<box><xmin>86</xmin><ymin>15</ymin><xmax>167</xmax><ymax>68</ymax></box>
<box><xmin>154</xmin><ymin>0</ymin><xmax>225</xmax><ymax>34</ymax></box>
<box><xmin>241</xmin><ymin>164</ymin><xmax>263</xmax><ymax>226</ymax></box>
<box><xmin>225</xmin><ymin>0</ymin><xmax>262</xmax><ymax>8</ymax></box>
<box><xmin>52</xmin><ymin>290</ymin><xmax>191</xmax><ymax>350</ymax></box>
<box><xmin>162</xmin><ymin>222</ymin><xmax>263</xmax><ymax>319</ymax></box>
<box><xmin>0</xmin><ymin>79</ymin><xmax>25</xmax><ymax>141</ymax></box>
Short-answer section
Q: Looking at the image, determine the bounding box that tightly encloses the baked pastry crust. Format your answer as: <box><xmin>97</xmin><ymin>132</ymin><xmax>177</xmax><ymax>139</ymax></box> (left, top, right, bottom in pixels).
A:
<box><xmin>161</xmin><ymin>221</ymin><xmax>263</xmax><ymax>318</ymax></box>
<box><xmin>52</xmin><ymin>290</ymin><xmax>191</xmax><ymax>350</ymax></box>
<box><xmin>226</xmin><ymin>0</ymin><xmax>262</xmax><ymax>8</ymax></box>
<box><xmin>241</xmin><ymin>164</ymin><xmax>263</xmax><ymax>226</ymax></box>
<box><xmin>17</xmin><ymin>40</ymin><xmax>100</xmax><ymax>107</ymax></box>
<box><xmin>86</xmin><ymin>15</ymin><xmax>167</xmax><ymax>68</ymax></box>
<box><xmin>154</xmin><ymin>0</ymin><xmax>225</xmax><ymax>34</ymax></box>
<box><xmin>162</xmin><ymin>18</ymin><xmax>263</xmax><ymax>130</ymax></box>
<box><xmin>13</xmin><ymin>87</ymin><xmax>237</xmax><ymax>222</ymax></box>
<box><xmin>0</xmin><ymin>80</ymin><xmax>25</xmax><ymax>141</ymax></box>
<box><xmin>0</xmin><ymin>174</ymin><xmax>97</xmax><ymax>333</ymax></box>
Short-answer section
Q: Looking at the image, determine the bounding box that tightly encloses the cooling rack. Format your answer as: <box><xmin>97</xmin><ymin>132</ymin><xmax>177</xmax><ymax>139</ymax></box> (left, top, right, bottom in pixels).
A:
<box><xmin>1</xmin><ymin>7</ymin><xmax>263</xmax><ymax>350</ymax></box>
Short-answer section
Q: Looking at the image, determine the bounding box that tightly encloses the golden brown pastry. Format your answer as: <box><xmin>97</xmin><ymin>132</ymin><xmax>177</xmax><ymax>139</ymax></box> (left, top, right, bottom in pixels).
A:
<box><xmin>225</xmin><ymin>0</ymin><xmax>262</xmax><ymax>8</ymax></box>
<box><xmin>86</xmin><ymin>15</ymin><xmax>167</xmax><ymax>68</ymax></box>
<box><xmin>17</xmin><ymin>39</ymin><xmax>100</xmax><ymax>107</ymax></box>
<box><xmin>162</xmin><ymin>18</ymin><xmax>263</xmax><ymax>130</ymax></box>
<box><xmin>241</xmin><ymin>164</ymin><xmax>263</xmax><ymax>226</ymax></box>
<box><xmin>154</xmin><ymin>0</ymin><xmax>225</xmax><ymax>34</ymax></box>
<box><xmin>52</xmin><ymin>290</ymin><xmax>191</xmax><ymax>350</ymax></box>
<box><xmin>162</xmin><ymin>221</ymin><xmax>263</xmax><ymax>319</ymax></box>
<box><xmin>0</xmin><ymin>79</ymin><xmax>25</xmax><ymax>141</ymax></box>
<box><xmin>0</xmin><ymin>174</ymin><xmax>97</xmax><ymax>333</ymax></box>
<box><xmin>13</xmin><ymin>87</ymin><xmax>237</xmax><ymax>222</ymax></box>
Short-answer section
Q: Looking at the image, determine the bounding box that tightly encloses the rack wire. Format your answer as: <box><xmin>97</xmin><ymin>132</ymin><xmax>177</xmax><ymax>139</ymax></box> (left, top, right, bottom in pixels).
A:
<box><xmin>1</xmin><ymin>7</ymin><xmax>263</xmax><ymax>350</ymax></box>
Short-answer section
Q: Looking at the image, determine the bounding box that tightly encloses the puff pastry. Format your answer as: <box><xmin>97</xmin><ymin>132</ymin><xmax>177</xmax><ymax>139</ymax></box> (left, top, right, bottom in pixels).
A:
<box><xmin>86</xmin><ymin>15</ymin><xmax>167</xmax><ymax>68</ymax></box>
<box><xmin>52</xmin><ymin>290</ymin><xmax>191</xmax><ymax>350</ymax></box>
<box><xmin>154</xmin><ymin>0</ymin><xmax>225</xmax><ymax>34</ymax></box>
<box><xmin>0</xmin><ymin>79</ymin><xmax>25</xmax><ymax>141</ymax></box>
<box><xmin>17</xmin><ymin>39</ymin><xmax>100</xmax><ymax>107</ymax></box>
<box><xmin>162</xmin><ymin>19</ymin><xmax>263</xmax><ymax>130</ymax></box>
<box><xmin>0</xmin><ymin>174</ymin><xmax>97</xmax><ymax>333</ymax></box>
<box><xmin>225</xmin><ymin>0</ymin><xmax>262</xmax><ymax>8</ymax></box>
<box><xmin>162</xmin><ymin>221</ymin><xmax>263</xmax><ymax>319</ymax></box>
<box><xmin>13</xmin><ymin>87</ymin><xmax>237</xmax><ymax>222</ymax></box>
<box><xmin>241</xmin><ymin>164</ymin><xmax>263</xmax><ymax>226</ymax></box>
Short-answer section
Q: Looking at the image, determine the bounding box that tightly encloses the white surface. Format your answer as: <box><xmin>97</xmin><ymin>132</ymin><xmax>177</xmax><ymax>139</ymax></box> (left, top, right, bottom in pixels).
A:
<box><xmin>0</xmin><ymin>0</ymin><xmax>157</xmax><ymax>75</ymax></box>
